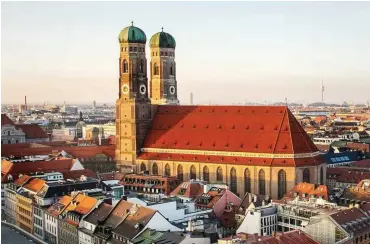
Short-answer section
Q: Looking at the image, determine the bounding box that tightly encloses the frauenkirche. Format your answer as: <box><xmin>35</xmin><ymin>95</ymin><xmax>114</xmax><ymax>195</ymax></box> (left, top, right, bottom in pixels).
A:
<box><xmin>115</xmin><ymin>23</ymin><xmax>326</xmax><ymax>199</ymax></box>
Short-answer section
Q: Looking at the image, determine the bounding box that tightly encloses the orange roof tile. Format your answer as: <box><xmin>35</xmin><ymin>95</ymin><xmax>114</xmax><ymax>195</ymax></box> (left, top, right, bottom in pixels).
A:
<box><xmin>139</xmin><ymin>106</ymin><xmax>322</xmax><ymax>167</ymax></box>
<box><xmin>285</xmin><ymin>183</ymin><xmax>329</xmax><ymax>200</ymax></box>
<box><xmin>23</xmin><ymin>178</ymin><xmax>46</xmax><ymax>193</ymax></box>
<box><xmin>14</xmin><ymin>174</ymin><xmax>32</xmax><ymax>186</ymax></box>
<box><xmin>170</xmin><ymin>182</ymin><xmax>204</xmax><ymax>199</ymax></box>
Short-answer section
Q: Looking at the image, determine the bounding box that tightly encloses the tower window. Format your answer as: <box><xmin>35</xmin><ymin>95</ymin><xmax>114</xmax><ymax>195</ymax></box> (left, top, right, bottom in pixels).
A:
<box><xmin>134</xmin><ymin>47</ymin><xmax>137</xmax><ymax>52</ymax></box>
<box><xmin>156</xmin><ymin>52</ymin><xmax>158</xmax><ymax>56</ymax></box>
<box><xmin>170</xmin><ymin>64</ymin><xmax>174</xmax><ymax>75</ymax></box>
<box><xmin>160</xmin><ymin>52</ymin><xmax>163</xmax><ymax>56</ymax></box>
<box><xmin>123</xmin><ymin>60</ymin><xmax>128</xmax><ymax>73</ymax></box>
<box><xmin>165</xmin><ymin>52</ymin><xmax>167</xmax><ymax>56</ymax></box>
<box><xmin>125</xmin><ymin>47</ymin><xmax>127</xmax><ymax>52</ymax></box>
<box><xmin>129</xmin><ymin>47</ymin><xmax>132</xmax><ymax>51</ymax></box>
<box><xmin>140</xmin><ymin>60</ymin><xmax>144</xmax><ymax>73</ymax></box>
<box><xmin>154</xmin><ymin>63</ymin><xmax>159</xmax><ymax>75</ymax></box>
<box><xmin>152</xmin><ymin>52</ymin><xmax>154</xmax><ymax>56</ymax></box>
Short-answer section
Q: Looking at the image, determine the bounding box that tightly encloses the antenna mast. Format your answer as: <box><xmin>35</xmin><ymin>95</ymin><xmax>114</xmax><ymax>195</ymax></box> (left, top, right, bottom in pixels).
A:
<box><xmin>321</xmin><ymin>79</ymin><xmax>324</xmax><ymax>105</ymax></box>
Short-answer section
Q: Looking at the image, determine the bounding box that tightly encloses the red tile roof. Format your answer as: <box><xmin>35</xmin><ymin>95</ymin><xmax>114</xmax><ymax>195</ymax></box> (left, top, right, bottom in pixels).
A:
<box><xmin>351</xmin><ymin>159</ymin><xmax>370</xmax><ymax>167</ymax></box>
<box><xmin>98</xmin><ymin>172</ymin><xmax>125</xmax><ymax>181</ymax></box>
<box><xmin>138</xmin><ymin>106</ymin><xmax>322</xmax><ymax>167</ymax></box>
<box><xmin>327</xmin><ymin>168</ymin><xmax>370</xmax><ymax>184</ymax></box>
<box><xmin>330</xmin><ymin>208</ymin><xmax>370</xmax><ymax>235</ymax></box>
<box><xmin>62</xmin><ymin>169</ymin><xmax>97</xmax><ymax>179</ymax></box>
<box><xmin>15</xmin><ymin>124</ymin><xmax>48</xmax><ymax>139</ymax></box>
<box><xmin>23</xmin><ymin>178</ymin><xmax>46</xmax><ymax>193</ymax></box>
<box><xmin>170</xmin><ymin>181</ymin><xmax>204</xmax><ymax>199</ymax></box>
<box><xmin>244</xmin><ymin>230</ymin><xmax>319</xmax><ymax>244</ymax></box>
<box><xmin>1</xmin><ymin>143</ymin><xmax>115</xmax><ymax>158</ymax></box>
<box><xmin>285</xmin><ymin>183</ymin><xmax>329</xmax><ymax>200</ymax></box>
<box><xmin>1</xmin><ymin>114</ymin><xmax>15</xmax><ymax>127</ymax></box>
<box><xmin>1</xmin><ymin>158</ymin><xmax>75</xmax><ymax>183</ymax></box>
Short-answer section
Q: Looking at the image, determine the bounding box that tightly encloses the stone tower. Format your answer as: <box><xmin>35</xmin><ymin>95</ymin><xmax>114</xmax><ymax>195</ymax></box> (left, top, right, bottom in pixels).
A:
<box><xmin>115</xmin><ymin>22</ymin><xmax>152</xmax><ymax>172</ymax></box>
<box><xmin>149</xmin><ymin>29</ymin><xmax>179</xmax><ymax>105</ymax></box>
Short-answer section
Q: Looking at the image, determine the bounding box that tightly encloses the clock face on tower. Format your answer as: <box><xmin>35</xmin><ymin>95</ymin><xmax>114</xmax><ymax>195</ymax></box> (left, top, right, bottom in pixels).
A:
<box><xmin>169</xmin><ymin>85</ymin><xmax>176</xmax><ymax>95</ymax></box>
<box><xmin>139</xmin><ymin>84</ymin><xmax>146</xmax><ymax>95</ymax></box>
<box><xmin>122</xmin><ymin>84</ymin><xmax>129</xmax><ymax>95</ymax></box>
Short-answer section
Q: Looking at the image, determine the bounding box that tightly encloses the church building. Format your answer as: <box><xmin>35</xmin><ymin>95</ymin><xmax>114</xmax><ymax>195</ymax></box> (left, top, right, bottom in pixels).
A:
<box><xmin>115</xmin><ymin>23</ymin><xmax>326</xmax><ymax>199</ymax></box>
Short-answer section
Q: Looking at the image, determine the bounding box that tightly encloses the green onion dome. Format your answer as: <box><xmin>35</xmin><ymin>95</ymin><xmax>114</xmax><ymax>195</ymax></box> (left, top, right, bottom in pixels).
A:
<box><xmin>118</xmin><ymin>22</ymin><xmax>146</xmax><ymax>44</ymax></box>
<box><xmin>150</xmin><ymin>29</ymin><xmax>176</xmax><ymax>49</ymax></box>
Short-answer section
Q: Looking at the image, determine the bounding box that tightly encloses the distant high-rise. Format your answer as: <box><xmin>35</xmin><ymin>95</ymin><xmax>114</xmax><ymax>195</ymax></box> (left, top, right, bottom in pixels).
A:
<box><xmin>189</xmin><ymin>92</ymin><xmax>194</xmax><ymax>105</ymax></box>
<box><xmin>93</xmin><ymin>100</ymin><xmax>96</xmax><ymax>110</ymax></box>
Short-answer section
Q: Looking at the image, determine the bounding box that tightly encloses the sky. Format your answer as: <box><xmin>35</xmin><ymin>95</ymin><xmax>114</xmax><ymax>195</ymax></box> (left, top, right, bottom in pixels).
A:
<box><xmin>2</xmin><ymin>1</ymin><xmax>370</xmax><ymax>105</ymax></box>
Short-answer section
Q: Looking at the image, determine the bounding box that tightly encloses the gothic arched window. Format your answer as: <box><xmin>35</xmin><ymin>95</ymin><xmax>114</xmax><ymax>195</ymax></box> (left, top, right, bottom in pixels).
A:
<box><xmin>259</xmin><ymin>169</ymin><xmax>266</xmax><ymax>195</ymax></box>
<box><xmin>203</xmin><ymin>166</ymin><xmax>209</xmax><ymax>181</ymax></box>
<box><xmin>140</xmin><ymin>163</ymin><xmax>146</xmax><ymax>172</ymax></box>
<box><xmin>230</xmin><ymin>167</ymin><xmax>237</xmax><ymax>194</ymax></box>
<box><xmin>152</xmin><ymin>163</ymin><xmax>158</xmax><ymax>175</ymax></box>
<box><xmin>190</xmin><ymin>165</ymin><xmax>196</xmax><ymax>180</ymax></box>
<box><xmin>303</xmin><ymin>168</ymin><xmax>310</xmax><ymax>183</ymax></box>
<box><xmin>123</xmin><ymin>60</ymin><xmax>128</xmax><ymax>73</ymax></box>
<box><xmin>216</xmin><ymin>167</ymin><xmax>223</xmax><ymax>182</ymax></box>
<box><xmin>170</xmin><ymin>64</ymin><xmax>174</xmax><ymax>75</ymax></box>
<box><xmin>165</xmin><ymin>163</ymin><xmax>171</xmax><ymax>176</ymax></box>
<box><xmin>154</xmin><ymin>63</ymin><xmax>159</xmax><ymax>75</ymax></box>
<box><xmin>177</xmin><ymin>165</ymin><xmax>183</xmax><ymax>181</ymax></box>
<box><xmin>244</xmin><ymin>168</ymin><xmax>251</xmax><ymax>193</ymax></box>
<box><xmin>278</xmin><ymin>169</ymin><xmax>287</xmax><ymax>199</ymax></box>
<box><xmin>140</xmin><ymin>60</ymin><xmax>144</xmax><ymax>73</ymax></box>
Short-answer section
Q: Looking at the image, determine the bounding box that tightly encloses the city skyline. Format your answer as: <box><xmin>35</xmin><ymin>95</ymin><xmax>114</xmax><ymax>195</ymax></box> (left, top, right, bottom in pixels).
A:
<box><xmin>2</xmin><ymin>2</ymin><xmax>370</xmax><ymax>104</ymax></box>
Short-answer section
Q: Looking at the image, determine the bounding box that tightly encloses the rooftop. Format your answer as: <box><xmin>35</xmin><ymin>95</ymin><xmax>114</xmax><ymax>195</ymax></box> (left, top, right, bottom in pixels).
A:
<box><xmin>139</xmin><ymin>106</ymin><xmax>323</xmax><ymax>167</ymax></box>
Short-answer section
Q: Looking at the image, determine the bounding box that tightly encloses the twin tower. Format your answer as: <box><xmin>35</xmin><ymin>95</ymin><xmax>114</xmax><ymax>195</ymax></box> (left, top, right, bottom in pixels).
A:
<box><xmin>115</xmin><ymin>23</ymin><xmax>179</xmax><ymax>171</ymax></box>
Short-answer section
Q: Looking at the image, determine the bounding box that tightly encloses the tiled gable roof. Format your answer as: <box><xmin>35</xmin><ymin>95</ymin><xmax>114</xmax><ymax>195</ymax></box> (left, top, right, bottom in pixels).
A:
<box><xmin>113</xmin><ymin>203</ymin><xmax>156</xmax><ymax>239</ymax></box>
<box><xmin>23</xmin><ymin>178</ymin><xmax>46</xmax><ymax>193</ymax></box>
<box><xmin>85</xmin><ymin>203</ymin><xmax>114</xmax><ymax>225</ymax></box>
<box><xmin>15</xmin><ymin>124</ymin><xmax>48</xmax><ymax>139</ymax></box>
<box><xmin>330</xmin><ymin>208</ymin><xmax>370</xmax><ymax>235</ymax></box>
<box><xmin>170</xmin><ymin>181</ymin><xmax>204</xmax><ymax>199</ymax></box>
<box><xmin>1</xmin><ymin>114</ymin><xmax>15</xmax><ymax>127</ymax></box>
<box><xmin>284</xmin><ymin>183</ymin><xmax>329</xmax><ymax>200</ymax></box>
<box><xmin>139</xmin><ymin>106</ymin><xmax>322</xmax><ymax>167</ymax></box>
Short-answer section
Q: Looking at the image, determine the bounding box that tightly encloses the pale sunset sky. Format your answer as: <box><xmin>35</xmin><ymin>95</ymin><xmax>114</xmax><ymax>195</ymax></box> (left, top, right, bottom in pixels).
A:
<box><xmin>1</xmin><ymin>1</ymin><xmax>370</xmax><ymax>105</ymax></box>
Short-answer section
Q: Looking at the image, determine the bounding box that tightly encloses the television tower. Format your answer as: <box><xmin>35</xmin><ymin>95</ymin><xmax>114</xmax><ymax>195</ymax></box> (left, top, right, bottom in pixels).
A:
<box><xmin>321</xmin><ymin>79</ymin><xmax>325</xmax><ymax>105</ymax></box>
